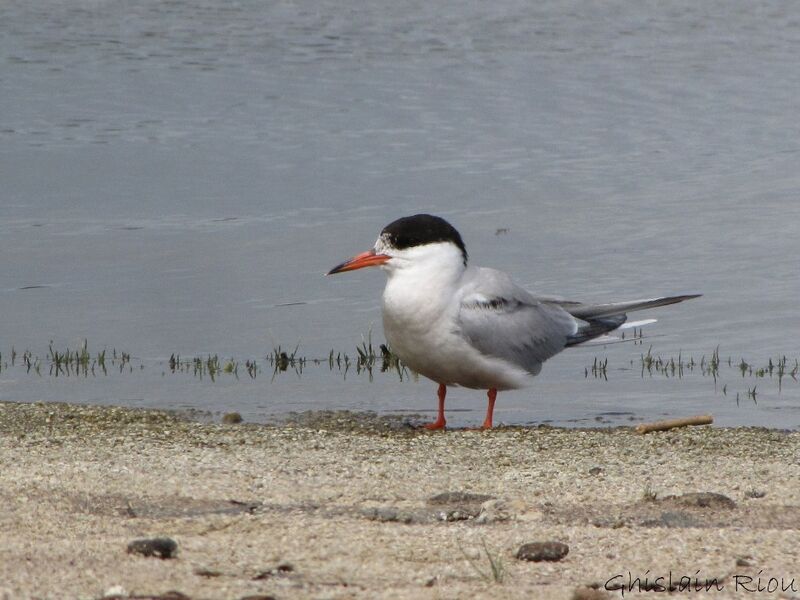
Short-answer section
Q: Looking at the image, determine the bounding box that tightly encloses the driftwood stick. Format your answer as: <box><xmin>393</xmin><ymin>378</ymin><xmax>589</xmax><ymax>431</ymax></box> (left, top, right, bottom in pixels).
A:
<box><xmin>635</xmin><ymin>414</ymin><xmax>713</xmax><ymax>434</ymax></box>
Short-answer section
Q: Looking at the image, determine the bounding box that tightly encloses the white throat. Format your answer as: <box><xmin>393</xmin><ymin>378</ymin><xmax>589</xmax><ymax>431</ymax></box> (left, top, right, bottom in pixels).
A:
<box><xmin>380</xmin><ymin>242</ymin><xmax>467</xmax><ymax>329</ymax></box>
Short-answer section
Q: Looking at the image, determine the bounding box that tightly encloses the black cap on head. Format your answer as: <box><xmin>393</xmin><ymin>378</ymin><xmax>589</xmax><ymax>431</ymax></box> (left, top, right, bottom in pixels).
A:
<box><xmin>381</xmin><ymin>214</ymin><xmax>468</xmax><ymax>264</ymax></box>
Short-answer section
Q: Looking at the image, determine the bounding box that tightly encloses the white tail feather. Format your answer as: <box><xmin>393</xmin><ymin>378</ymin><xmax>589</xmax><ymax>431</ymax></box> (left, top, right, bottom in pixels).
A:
<box><xmin>574</xmin><ymin>318</ymin><xmax>658</xmax><ymax>346</ymax></box>
<box><xmin>619</xmin><ymin>318</ymin><xmax>657</xmax><ymax>329</ymax></box>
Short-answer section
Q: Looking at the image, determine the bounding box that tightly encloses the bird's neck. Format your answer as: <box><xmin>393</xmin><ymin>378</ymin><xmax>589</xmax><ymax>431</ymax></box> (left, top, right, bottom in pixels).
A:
<box><xmin>382</xmin><ymin>256</ymin><xmax>466</xmax><ymax>326</ymax></box>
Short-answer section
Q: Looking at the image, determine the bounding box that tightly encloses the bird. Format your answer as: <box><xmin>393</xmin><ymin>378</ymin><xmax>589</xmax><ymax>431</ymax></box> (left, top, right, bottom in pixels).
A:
<box><xmin>327</xmin><ymin>214</ymin><xmax>700</xmax><ymax>430</ymax></box>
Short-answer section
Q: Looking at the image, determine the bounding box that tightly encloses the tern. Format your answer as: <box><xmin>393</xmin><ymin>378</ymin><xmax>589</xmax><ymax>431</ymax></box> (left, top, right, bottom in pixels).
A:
<box><xmin>327</xmin><ymin>214</ymin><xmax>700</xmax><ymax>430</ymax></box>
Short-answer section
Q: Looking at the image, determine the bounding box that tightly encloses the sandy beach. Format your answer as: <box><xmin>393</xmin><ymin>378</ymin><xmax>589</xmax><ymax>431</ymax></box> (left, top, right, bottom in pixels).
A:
<box><xmin>1</xmin><ymin>401</ymin><xmax>798</xmax><ymax>600</ymax></box>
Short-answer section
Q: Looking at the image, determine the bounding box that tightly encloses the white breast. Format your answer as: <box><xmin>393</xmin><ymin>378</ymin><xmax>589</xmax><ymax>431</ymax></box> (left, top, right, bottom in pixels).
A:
<box><xmin>379</xmin><ymin>248</ymin><xmax>535</xmax><ymax>390</ymax></box>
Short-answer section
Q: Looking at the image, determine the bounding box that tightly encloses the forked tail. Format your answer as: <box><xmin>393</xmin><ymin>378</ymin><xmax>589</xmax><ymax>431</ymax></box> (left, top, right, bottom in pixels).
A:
<box><xmin>560</xmin><ymin>294</ymin><xmax>701</xmax><ymax>347</ymax></box>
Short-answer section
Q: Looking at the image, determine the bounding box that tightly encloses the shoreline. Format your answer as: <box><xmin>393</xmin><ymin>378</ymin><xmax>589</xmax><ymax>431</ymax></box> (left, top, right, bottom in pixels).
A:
<box><xmin>0</xmin><ymin>400</ymin><xmax>798</xmax><ymax>599</ymax></box>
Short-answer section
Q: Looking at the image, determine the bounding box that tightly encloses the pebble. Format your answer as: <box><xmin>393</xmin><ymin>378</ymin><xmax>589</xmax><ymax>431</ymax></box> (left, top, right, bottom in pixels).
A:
<box><xmin>126</xmin><ymin>537</ymin><xmax>179</xmax><ymax>559</ymax></box>
<box><xmin>475</xmin><ymin>499</ymin><xmax>513</xmax><ymax>524</ymax></box>
<box><xmin>428</xmin><ymin>491</ymin><xmax>494</xmax><ymax>522</ymax></box>
<box><xmin>427</xmin><ymin>491</ymin><xmax>495</xmax><ymax>505</ymax></box>
<box><xmin>437</xmin><ymin>509</ymin><xmax>476</xmax><ymax>522</ymax></box>
<box><xmin>572</xmin><ymin>586</ymin><xmax>611</xmax><ymax>600</ymax></box>
<box><xmin>253</xmin><ymin>563</ymin><xmax>295</xmax><ymax>580</ymax></box>
<box><xmin>194</xmin><ymin>568</ymin><xmax>223</xmax><ymax>578</ymax></box>
<box><xmin>360</xmin><ymin>506</ymin><xmax>416</xmax><ymax>524</ymax></box>
<box><xmin>102</xmin><ymin>586</ymin><xmax>127</xmax><ymax>597</ymax></box>
<box><xmin>103</xmin><ymin>593</ymin><xmax>190</xmax><ymax>600</ymax></box>
<box><xmin>516</xmin><ymin>541</ymin><xmax>569</xmax><ymax>562</ymax></box>
<box><xmin>222</xmin><ymin>412</ymin><xmax>243</xmax><ymax>424</ymax></box>
<box><xmin>643</xmin><ymin>511</ymin><xmax>701</xmax><ymax>528</ymax></box>
<box><xmin>664</xmin><ymin>492</ymin><xmax>737</xmax><ymax>509</ymax></box>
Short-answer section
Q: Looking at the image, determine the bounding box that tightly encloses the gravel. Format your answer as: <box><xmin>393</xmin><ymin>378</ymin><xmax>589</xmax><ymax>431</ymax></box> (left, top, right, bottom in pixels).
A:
<box><xmin>0</xmin><ymin>401</ymin><xmax>798</xmax><ymax>599</ymax></box>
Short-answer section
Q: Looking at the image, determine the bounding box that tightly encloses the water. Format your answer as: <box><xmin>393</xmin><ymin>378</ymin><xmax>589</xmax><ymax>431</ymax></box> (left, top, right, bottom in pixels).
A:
<box><xmin>2</xmin><ymin>0</ymin><xmax>799</xmax><ymax>427</ymax></box>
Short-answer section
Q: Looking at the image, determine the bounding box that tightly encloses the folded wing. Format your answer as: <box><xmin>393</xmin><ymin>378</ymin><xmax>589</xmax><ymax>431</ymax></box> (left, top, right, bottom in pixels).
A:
<box><xmin>456</xmin><ymin>268</ymin><xmax>578</xmax><ymax>376</ymax></box>
<box><xmin>457</xmin><ymin>269</ymin><xmax>700</xmax><ymax>373</ymax></box>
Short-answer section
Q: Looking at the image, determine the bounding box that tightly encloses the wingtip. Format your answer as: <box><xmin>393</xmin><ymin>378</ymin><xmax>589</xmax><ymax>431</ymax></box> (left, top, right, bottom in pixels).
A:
<box><xmin>664</xmin><ymin>293</ymin><xmax>703</xmax><ymax>306</ymax></box>
<box><xmin>667</xmin><ymin>293</ymin><xmax>702</xmax><ymax>302</ymax></box>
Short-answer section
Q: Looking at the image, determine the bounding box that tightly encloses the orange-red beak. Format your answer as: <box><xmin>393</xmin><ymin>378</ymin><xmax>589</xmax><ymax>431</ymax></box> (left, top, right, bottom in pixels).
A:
<box><xmin>326</xmin><ymin>249</ymin><xmax>390</xmax><ymax>275</ymax></box>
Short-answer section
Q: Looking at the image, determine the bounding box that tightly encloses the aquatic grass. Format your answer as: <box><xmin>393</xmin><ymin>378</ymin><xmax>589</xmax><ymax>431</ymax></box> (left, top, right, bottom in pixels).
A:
<box><xmin>735</xmin><ymin>385</ymin><xmax>759</xmax><ymax>407</ymax></box>
<box><xmin>747</xmin><ymin>386</ymin><xmax>757</xmax><ymax>403</ymax></box>
<box><xmin>163</xmin><ymin>338</ymin><xmax>407</xmax><ymax>383</ymax></box>
<box><xmin>380</xmin><ymin>343</ymin><xmax>406</xmax><ymax>380</ymax></box>
<box><xmin>619</xmin><ymin>326</ymin><xmax>647</xmax><ymax>345</ymax></box>
<box><xmin>270</xmin><ymin>343</ymin><xmax>304</xmax><ymax>380</ymax></box>
<box><xmin>356</xmin><ymin>328</ymin><xmax>376</xmax><ymax>364</ymax></box>
<box><xmin>585</xmin><ymin>356</ymin><xmax>608</xmax><ymax>380</ymax></box>
<box><xmin>1</xmin><ymin>334</ymin><xmax>407</xmax><ymax>383</ymax></box>
<box><xmin>586</xmin><ymin>346</ymin><xmax>797</xmax><ymax>384</ymax></box>
<box><xmin>162</xmin><ymin>340</ymin><xmax>400</xmax><ymax>382</ymax></box>
<box><xmin>2</xmin><ymin>340</ymin><xmax>794</xmax><ymax>400</ymax></box>
<box><xmin>245</xmin><ymin>359</ymin><xmax>258</xmax><ymax>379</ymax></box>
<box><xmin>583</xmin><ymin>346</ymin><xmax>798</xmax><ymax>407</ymax></box>
<box><xmin>351</xmin><ymin>328</ymin><xmax>407</xmax><ymax>381</ymax></box>
<box><xmin>43</xmin><ymin>340</ymin><xmax>130</xmax><ymax>377</ymax></box>
<box><xmin>20</xmin><ymin>349</ymin><xmax>41</xmax><ymax>375</ymax></box>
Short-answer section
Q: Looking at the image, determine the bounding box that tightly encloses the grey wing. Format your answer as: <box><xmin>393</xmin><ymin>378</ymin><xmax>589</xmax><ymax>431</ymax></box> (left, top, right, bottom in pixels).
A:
<box><xmin>456</xmin><ymin>268</ymin><xmax>578</xmax><ymax>376</ymax></box>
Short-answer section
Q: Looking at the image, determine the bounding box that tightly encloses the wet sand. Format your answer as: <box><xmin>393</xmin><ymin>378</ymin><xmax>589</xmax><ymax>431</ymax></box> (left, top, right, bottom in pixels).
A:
<box><xmin>0</xmin><ymin>401</ymin><xmax>798</xmax><ymax>600</ymax></box>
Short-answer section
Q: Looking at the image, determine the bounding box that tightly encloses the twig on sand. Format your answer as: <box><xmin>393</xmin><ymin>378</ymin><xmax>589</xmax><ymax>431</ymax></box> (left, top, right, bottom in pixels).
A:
<box><xmin>635</xmin><ymin>414</ymin><xmax>713</xmax><ymax>434</ymax></box>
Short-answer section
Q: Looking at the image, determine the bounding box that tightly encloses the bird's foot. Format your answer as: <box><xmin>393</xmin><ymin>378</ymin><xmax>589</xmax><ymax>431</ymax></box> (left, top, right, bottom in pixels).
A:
<box><xmin>422</xmin><ymin>418</ymin><xmax>447</xmax><ymax>430</ymax></box>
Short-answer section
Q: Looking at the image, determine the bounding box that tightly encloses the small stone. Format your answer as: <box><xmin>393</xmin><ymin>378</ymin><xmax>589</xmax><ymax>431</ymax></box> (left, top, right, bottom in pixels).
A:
<box><xmin>105</xmin><ymin>594</ymin><xmax>190</xmax><ymax>600</ymax></box>
<box><xmin>736</xmin><ymin>556</ymin><xmax>754</xmax><ymax>567</ymax></box>
<box><xmin>516</xmin><ymin>541</ymin><xmax>569</xmax><ymax>562</ymax></box>
<box><xmin>572</xmin><ymin>586</ymin><xmax>612</xmax><ymax>600</ymax></box>
<box><xmin>102</xmin><ymin>585</ymin><xmax>127</xmax><ymax>598</ymax></box>
<box><xmin>427</xmin><ymin>491</ymin><xmax>494</xmax><ymax>505</ymax></box>
<box><xmin>591</xmin><ymin>515</ymin><xmax>626</xmax><ymax>529</ymax></box>
<box><xmin>475</xmin><ymin>499</ymin><xmax>512</xmax><ymax>524</ymax></box>
<box><xmin>427</xmin><ymin>491</ymin><xmax>491</xmax><ymax>522</ymax></box>
<box><xmin>644</xmin><ymin>511</ymin><xmax>701</xmax><ymax>528</ymax></box>
<box><xmin>253</xmin><ymin>563</ymin><xmax>295</xmax><ymax>580</ymax></box>
<box><xmin>240</xmin><ymin>596</ymin><xmax>276</xmax><ymax>600</ymax></box>
<box><xmin>744</xmin><ymin>489</ymin><xmax>766</xmax><ymax>499</ymax></box>
<box><xmin>588</xmin><ymin>466</ymin><xmax>604</xmax><ymax>476</ymax></box>
<box><xmin>360</xmin><ymin>506</ymin><xmax>415</xmax><ymax>524</ymax></box>
<box><xmin>127</xmin><ymin>537</ymin><xmax>178</xmax><ymax>559</ymax></box>
<box><xmin>194</xmin><ymin>567</ymin><xmax>223</xmax><ymax>578</ymax></box>
<box><xmin>222</xmin><ymin>412</ymin><xmax>243</xmax><ymax>424</ymax></box>
<box><xmin>665</xmin><ymin>492</ymin><xmax>736</xmax><ymax>509</ymax></box>
<box><xmin>438</xmin><ymin>509</ymin><xmax>475</xmax><ymax>522</ymax></box>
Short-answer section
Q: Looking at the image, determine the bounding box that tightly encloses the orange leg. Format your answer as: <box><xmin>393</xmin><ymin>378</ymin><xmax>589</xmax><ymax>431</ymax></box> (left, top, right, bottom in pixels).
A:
<box><xmin>423</xmin><ymin>383</ymin><xmax>447</xmax><ymax>430</ymax></box>
<box><xmin>480</xmin><ymin>388</ymin><xmax>497</xmax><ymax>430</ymax></box>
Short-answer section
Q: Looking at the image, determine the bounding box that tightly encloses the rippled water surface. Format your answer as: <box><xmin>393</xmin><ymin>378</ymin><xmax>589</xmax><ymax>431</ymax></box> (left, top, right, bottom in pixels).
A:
<box><xmin>2</xmin><ymin>1</ymin><xmax>799</xmax><ymax>427</ymax></box>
